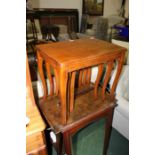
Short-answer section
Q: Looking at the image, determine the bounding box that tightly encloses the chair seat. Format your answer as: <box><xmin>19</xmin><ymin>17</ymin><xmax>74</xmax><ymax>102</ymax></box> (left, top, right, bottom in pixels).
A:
<box><xmin>38</xmin><ymin>88</ymin><xmax>116</xmax><ymax>134</ymax></box>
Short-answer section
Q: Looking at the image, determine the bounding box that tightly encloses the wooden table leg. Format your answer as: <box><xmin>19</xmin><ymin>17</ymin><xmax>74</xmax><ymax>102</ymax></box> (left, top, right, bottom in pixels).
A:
<box><xmin>55</xmin><ymin>133</ymin><xmax>63</xmax><ymax>155</ymax></box>
<box><xmin>37</xmin><ymin>51</ymin><xmax>47</xmax><ymax>99</ymax></box>
<box><xmin>63</xmin><ymin>131</ymin><xmax>72</xmax><ymax>155</ymax></box>
<box><xmin>103</xmin><ymin>109</ymin><xmax>114</xmax><ymax>155</ymax></box>
<box><xmin>69</xmin><ymin>71</ymin><xmax>76</xmax><ymax>113</ymax></box>
<box><xmin>110</xmin><ymin>52</ymin><xmax>125</xmax><ymax>97</ymax></box>
<box><xmin>59</xmin><ymin>68</ymin><xmax>68</xmax><ymax>124</ymax></box>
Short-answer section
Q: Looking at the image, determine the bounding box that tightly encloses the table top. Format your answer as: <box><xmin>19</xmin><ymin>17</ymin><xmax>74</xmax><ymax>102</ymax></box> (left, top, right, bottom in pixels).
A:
<box><xmin>39</xmin><ymin>88</ymin><xmax>115</xmax><ymax>133</ymax></box>
<box><xmin>36</xmin><ymin>38</ymin><xmax>126</xmax><ymax>71</ymax></box>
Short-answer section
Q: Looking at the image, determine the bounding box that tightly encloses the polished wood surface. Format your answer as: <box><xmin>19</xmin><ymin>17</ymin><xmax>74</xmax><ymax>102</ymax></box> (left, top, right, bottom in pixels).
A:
<box><xmin>26</xmin><ymin>56</ymin><xmax>47</xmax><ymax>155</ymax></box>
<box><xmin>36</xmin><ymin>38</ymin><xmax>125</xmax><ymax>70</ymax></box>
<box><xmin>36</xmin><ymin>38</ymin><xmax>126</xmax><ymax>124</ymax></box>
<box><xmin>39</xmin><ymin>88</ymin><xmax>115</xmax><ymax>133</ymax></box>
<box><xmin>36</xmin><ymin>38</ymin><xmax>126</xmax><ymax>155</ymax></box>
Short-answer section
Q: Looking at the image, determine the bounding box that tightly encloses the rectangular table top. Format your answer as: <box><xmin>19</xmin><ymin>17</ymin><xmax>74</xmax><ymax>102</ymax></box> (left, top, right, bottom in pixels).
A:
<box><xmin>36</xmin><ymin>38</ymin><xmax>126</xmax><ymax>71</ymax></box>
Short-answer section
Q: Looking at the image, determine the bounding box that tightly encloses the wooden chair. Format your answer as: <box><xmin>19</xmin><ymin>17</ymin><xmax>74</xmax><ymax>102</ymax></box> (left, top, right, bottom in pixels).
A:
<box><xmin>26</xmin><ymin>18</ymin><xmax>38</xmax><ymax>53</ymax></box>
<box><xmin>36</xmin><ymin>39</ymin><xmax>125</xmax><ymax>155</ymax></box>
<box><xmin>26</xmin><ymin>18</ymin><xmax>52</xmax><ymax>54</ymax></box>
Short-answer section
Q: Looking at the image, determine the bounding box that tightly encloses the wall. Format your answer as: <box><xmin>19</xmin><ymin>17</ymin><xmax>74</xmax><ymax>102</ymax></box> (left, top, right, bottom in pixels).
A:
<box><xmin>31</xmin><ymin>0</ymin><xmax>82</xmax><ymax>26</ymax></box>
<box><xmin>124</xmin><ymin>0</ymin><xmax>129</xmax><ymax>18</ymax></box>
<box><xmin>31</xmin><ymin>0</ymin><xmax>127</xmax><ymax>27</ymax></box>
<box><xmin>104</xmin><ymin>0</ymin><xmax>123</xmax><ymax>17</ymax></box>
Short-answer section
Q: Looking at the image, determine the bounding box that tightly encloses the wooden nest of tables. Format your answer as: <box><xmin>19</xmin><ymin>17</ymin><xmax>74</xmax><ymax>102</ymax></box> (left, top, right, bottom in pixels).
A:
<box><xmin>36</xmin><ymin>38</ymin><xmax>126</xmax><ymax>155</ymax></box>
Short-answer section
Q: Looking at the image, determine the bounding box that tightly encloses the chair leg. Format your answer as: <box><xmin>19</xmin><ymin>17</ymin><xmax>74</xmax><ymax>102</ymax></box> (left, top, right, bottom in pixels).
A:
<box><xmin>103</xmin><ymin>109</ymin><xmax>114</xmax><ymax>155</ymax></box>
<box><xmin>63</xmin><ymin>131</ymin><xmax>72</xmax><ymax>155</ymax></box>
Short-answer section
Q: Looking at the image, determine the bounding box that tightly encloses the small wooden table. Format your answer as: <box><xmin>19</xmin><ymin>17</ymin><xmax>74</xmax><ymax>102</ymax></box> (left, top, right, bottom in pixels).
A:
<box><xmin>36</xmin><ymin>38</ymin><xmax>126</xmax><ymax>155</ymax></box>
<box><xmin>36</xmin><ymin>38</ymin><xmax>126</xmax><ymax>124</ymax></box>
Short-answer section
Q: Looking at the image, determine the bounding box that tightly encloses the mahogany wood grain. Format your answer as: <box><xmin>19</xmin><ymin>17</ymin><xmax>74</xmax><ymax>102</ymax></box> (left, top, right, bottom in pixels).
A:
<box><xmin>53</xmin><ymin>68</ymin><xmax>59</xmax><ymax>96</ymax></box>
<box><xmin>39</xmin><ymin>88</ymin><xmax>115</xmax><ymax>133</ymax></box>
<box><xmin>82</xmin><ymin>68</ymin><xmax>88</xmax><ymax>85</ymax></box>
<box><xmin>36</xmin><ymin>38</ymin><xmax>126</xmax><ymax>155</ymax></box>
<box><xmin>55</xmin><ymin>133</ymin><xmax>63</xmax><ymax>155</ymax></box>
<box><xmin>36</xmin><ymin>38</ymin><xmax>125</xmax><ymax>72</ymax></box>
<box><xmin>110</xmin><ymin>53</ymin><xmax>125</xmax><ymax>98</ymax></box>
<box><xmin>103</xmin><ymin>109</ymin><xmax>114</xmax><ymax>155</ymax></box>
<box><xmin>63</xmin><ymin>132</ymin><xmax>72</xmax><ymax>155</ymax></box>
<box><xmin>78</xmin><ymin>69</ymin><xmax>83</xmax><ymax>88</ymax></box>
<box><xmin>69</xmin><ymin>71</ymin><xmax>76</xmax><ymax>113</ymax></box>
<box><xmin>39</xmin><ymin>89</ymin><xmax>116</xmax><ymax>155</ymax></box>
<box><xmin>78</xmin><ymin>68</ymin><xmax>91</xmax><ymax>89</ymax></box>
<box><xmin>86</xmin><ymin>68</ymin><xmax>91</xmax><ymax>85</ymax></box>
<box><xmin>36</xmin><ymin>38</ymin><xmax>126</xmax><ymax>124</ymax></box>
<box><xmin>59</xmin><ymin>67</ymin><xmax>68</xmax><ymax>124</ymax></box>
<box><xmin>45</xmin><ymin>62</ymin><xmax>53</xmax><ymax>96</ymax></box>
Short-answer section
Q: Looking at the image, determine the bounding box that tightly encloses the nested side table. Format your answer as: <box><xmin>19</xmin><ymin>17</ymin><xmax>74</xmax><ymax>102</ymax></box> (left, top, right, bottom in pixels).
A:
<box><xmin>36</xmin><ymin>38</ymin><xmax>126</xmax><ymax>155</ymax></box>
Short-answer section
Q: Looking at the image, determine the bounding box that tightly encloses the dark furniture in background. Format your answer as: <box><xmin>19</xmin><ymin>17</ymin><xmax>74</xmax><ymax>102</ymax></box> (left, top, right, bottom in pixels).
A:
<box><xmin>27</xmin><ymin>8</ymin><xmax>79</xmax><ymax>34</ymax></box>
<box><xmin>26</xmin><ymin>8</ymin><xmax>79</xmax><ymax>81</ymax></box>
<box><xmin>26</xmin><ymin>8</ymin><xmax>79</xmax><ymax>52</ymax></box>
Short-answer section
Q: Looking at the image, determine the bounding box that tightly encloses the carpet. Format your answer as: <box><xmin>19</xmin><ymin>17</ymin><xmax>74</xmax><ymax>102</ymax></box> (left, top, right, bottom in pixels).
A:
<box><xmin>50</xmin><ymin>118</ymin><xmax>129</xmax><ymax>155</ymax></box>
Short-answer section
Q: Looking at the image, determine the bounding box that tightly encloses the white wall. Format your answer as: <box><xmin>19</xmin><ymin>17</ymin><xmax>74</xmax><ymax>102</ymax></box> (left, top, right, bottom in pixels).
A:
<box><xmin>124</xmin><ymin>0</ymin><xmax>129</xmax><ymax>18</ymax></box>
<box><xmin>104</xmin><ymin>0</ymin><xmax>123</xmax><ymax>17</ymax></box>
<box><xmin>31</xmin><ymin>0</ymin><xmax>82</xmax><ymax>9</ymax></box>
